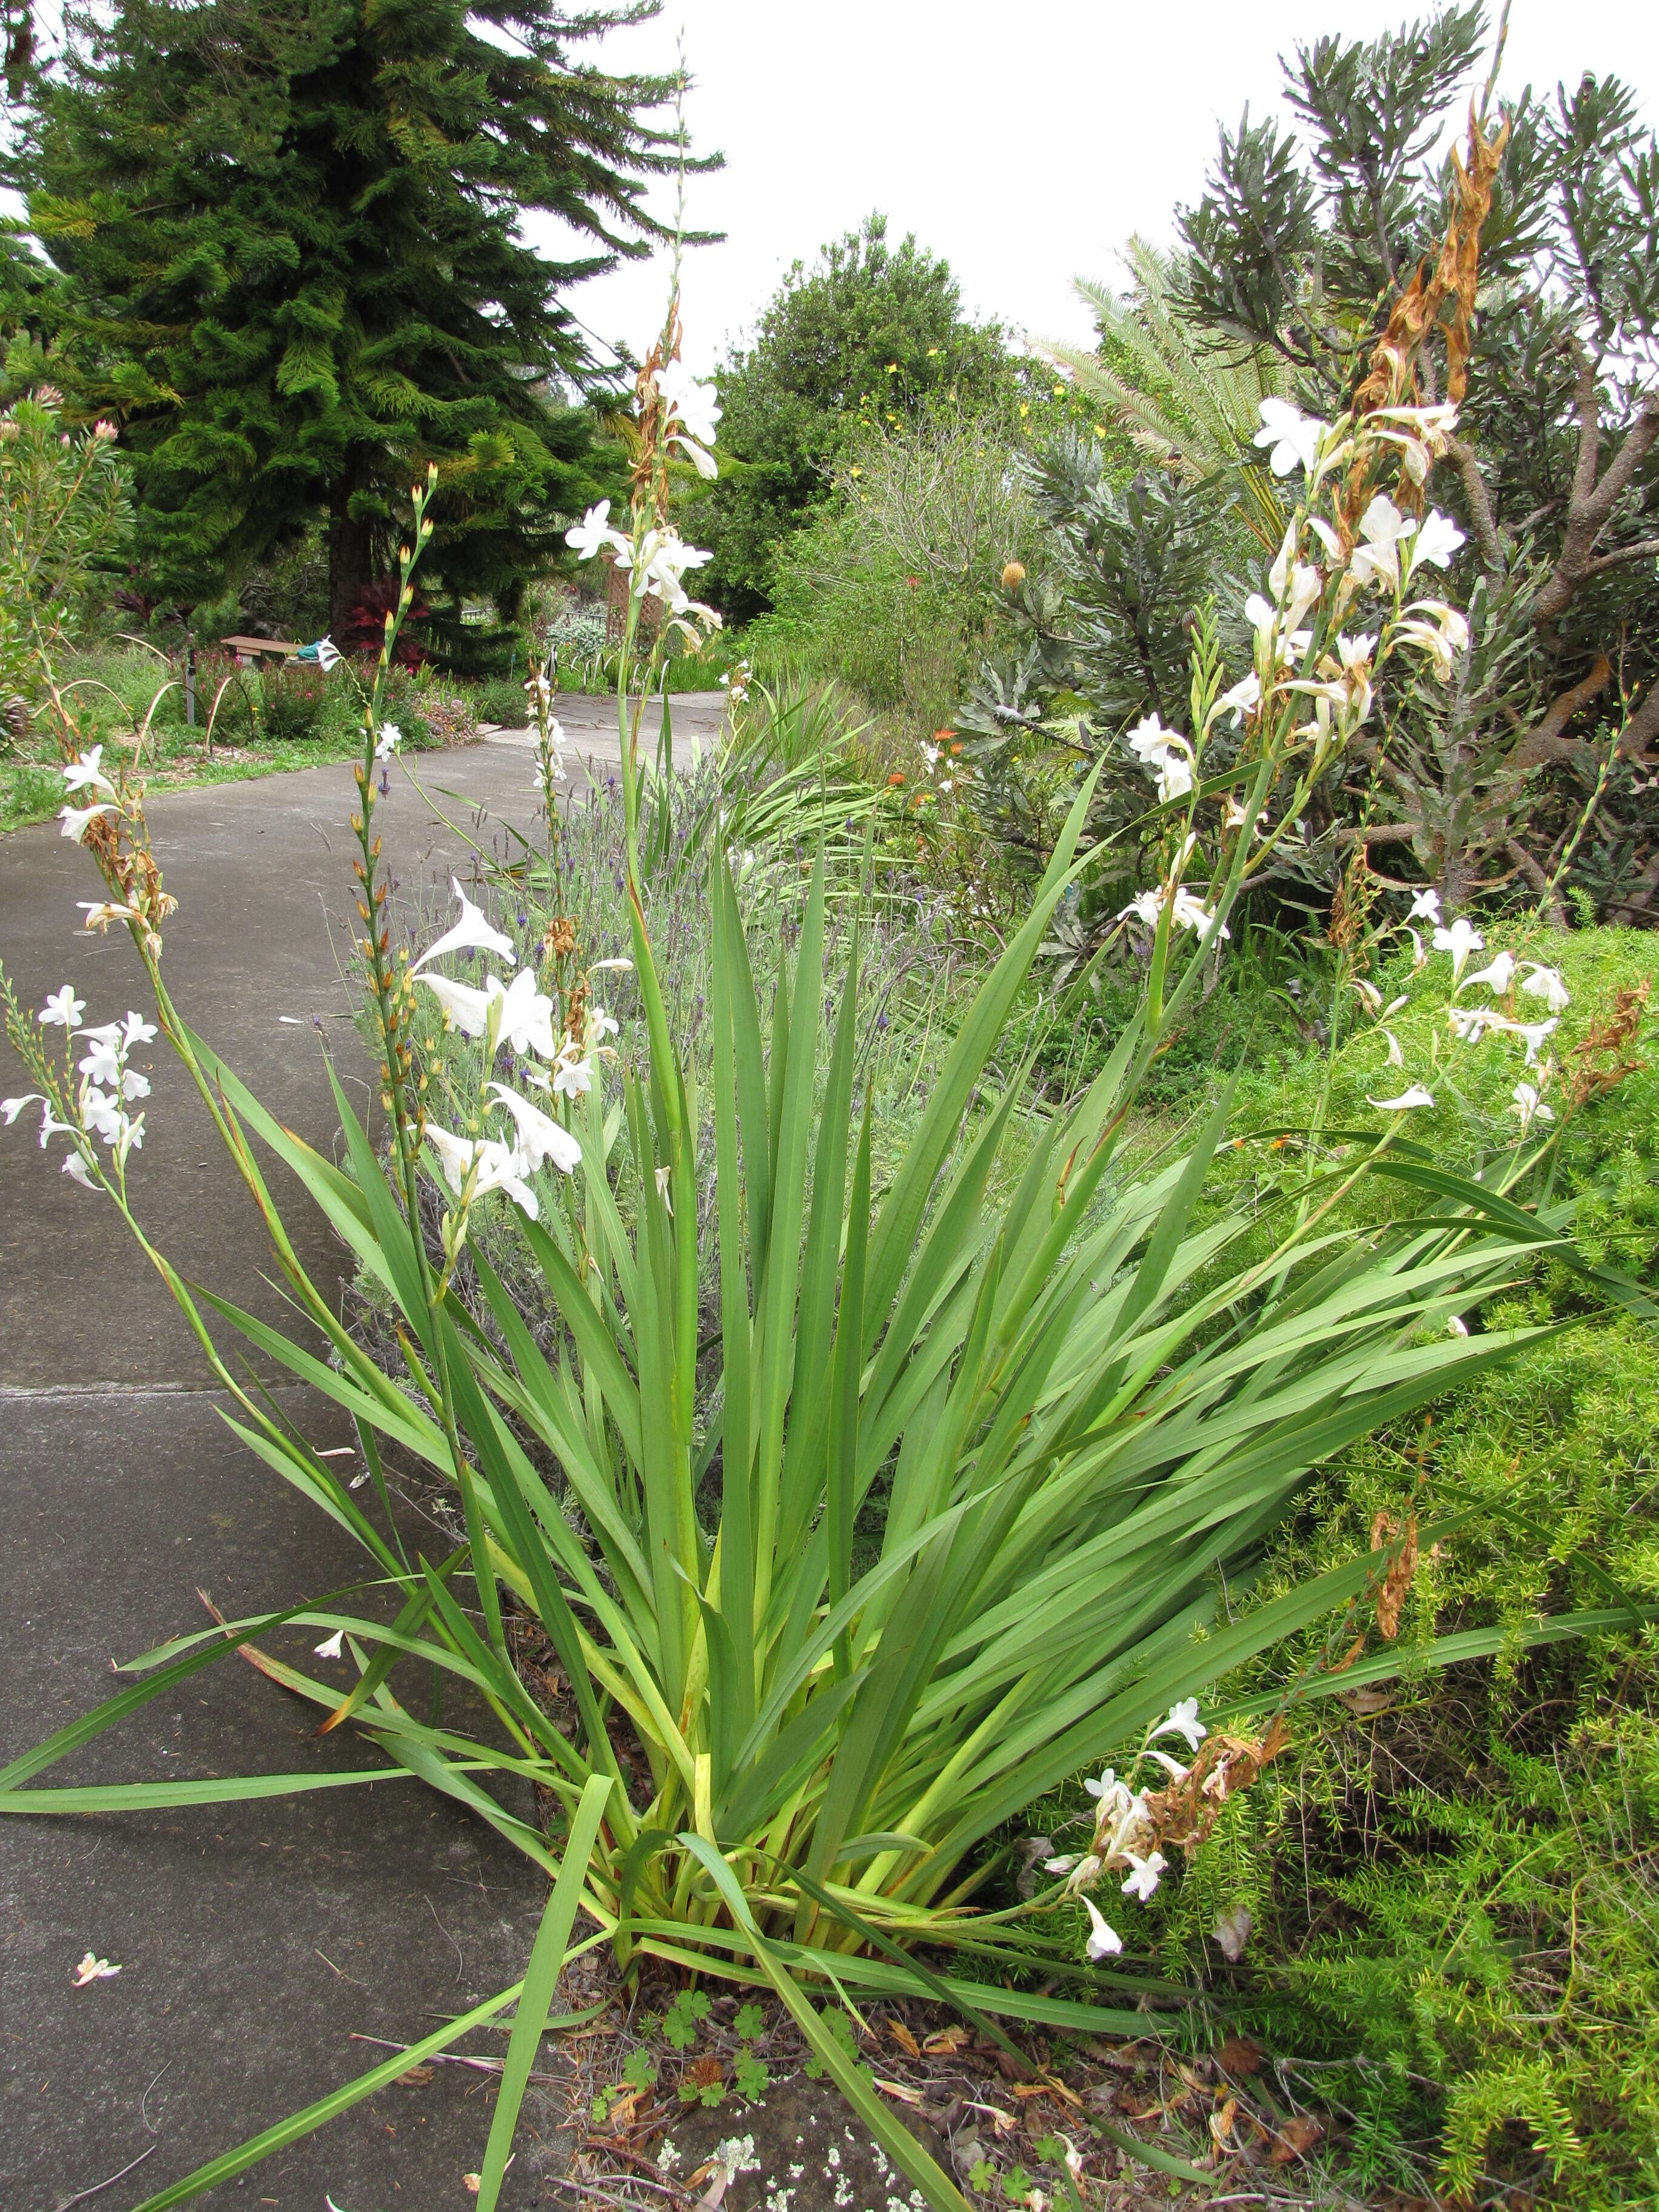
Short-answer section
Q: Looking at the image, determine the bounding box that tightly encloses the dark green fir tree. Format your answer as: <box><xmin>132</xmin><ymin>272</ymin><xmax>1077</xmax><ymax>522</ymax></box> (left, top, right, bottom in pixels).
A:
<box><xmin>16</xmin><ymin>0</ymin><xmax>696</xmax><ymax>640</ymax></box>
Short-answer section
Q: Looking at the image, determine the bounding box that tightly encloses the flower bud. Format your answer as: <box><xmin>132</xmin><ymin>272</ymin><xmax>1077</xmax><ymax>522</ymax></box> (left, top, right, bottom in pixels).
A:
<box><xmin>1002</xmin><ymin>561</ymin><xmax>1026</xmax><ymax>592</ymax></box>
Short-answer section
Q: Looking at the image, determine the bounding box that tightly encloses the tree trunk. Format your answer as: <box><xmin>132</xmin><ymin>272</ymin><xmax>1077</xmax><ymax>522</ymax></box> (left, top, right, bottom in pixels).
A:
<box><xmin>328</xmin><ymin>468</ymin><xmax>374</xmax><ymax>642</ymax></box>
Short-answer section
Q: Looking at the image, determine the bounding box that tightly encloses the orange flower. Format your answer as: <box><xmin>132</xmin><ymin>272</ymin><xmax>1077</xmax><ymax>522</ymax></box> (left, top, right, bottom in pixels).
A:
<box><xmin>887</xmin><ymin>772</ymin><xmax>905</xmax><ymax>787</ymax></box>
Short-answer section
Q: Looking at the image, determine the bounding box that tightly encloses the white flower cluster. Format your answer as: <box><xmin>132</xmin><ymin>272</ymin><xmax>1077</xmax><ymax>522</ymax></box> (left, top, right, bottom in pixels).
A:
<box><xmin>1042</xmin><ymin>1700</ymin><xmax>1207</xmax><ymax>1959</ymax></box>
<box><xmin>411</xmin><ymin>880</ymin><xmax>620</xmax><ymax>1222</ymax></box>
<box><xmin>1362</xmin><ymin>885</ymin><xmax>1569</xmax><ymax>1124</ymax></box>
<box><xmin>57</xmin><ymin>745</ymin><xmax>118</xmax><ymax>844</ymax></box>
<box><xmin>565</xmin><ymin>502</ymin><xmax>719</xmax><ymax>635</ymax></box>
<box><xmin>4</xmin><ymin>993</ymin><xmax>155</xmax><ymax>1185</ymax></box>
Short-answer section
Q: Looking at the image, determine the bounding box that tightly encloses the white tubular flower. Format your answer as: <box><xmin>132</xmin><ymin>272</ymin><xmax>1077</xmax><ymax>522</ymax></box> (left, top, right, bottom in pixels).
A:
<box><xmin>413</xmin><ymin>879</ymin><xmax>517</xmax><ymax>972</ymax></box>
<box><xmin>1127</xmin><ymin>712</ymin><xmax>1178</xmax><ymax>766</ymax></box>
<box><xmin>314</xmin><ymin>1629</ymin><xmax>344</xmax><ymax>1659</ymax></box>
<box><xmin>1372</xmin><ymin>401</ymin><xmax>1458</xmax><ymax>438</ymax></box>
<box><xmin>1446</xmin><ymin>1003</ymin><xmax>1505</xmax><ymax>1044</ymax></box>
<box><xmin>1509</xmin><ymin>1081</ymin><xmax>1555</xmax><ymax>1133</ymax></box>
<box><xmin>123</xmin><ymin>1011</ymin><xmax>157</xmax><ymax>1047</ymax></box>
<box><xmin>1171</xmin><ymin>888</ymin><xmax>1230</xmax><ymax>939</ymax></box>
<box><xmin>551</xmin><ymin>1047</ymin><xmax>593</xmax><ymax>1099</ymax></box>
<box><xmin>62</xmin><ymin>1150</ymin><xmax>97</xmax><ymax>1189</ymax></box>
<box><xmin>62</xmin><ymin>745</ymin><xmax>116</xmax><ymax>800</ymax></box>
<box><xmin>1120</xmin><ymin>1850</ymin><xmax>1168</xmax><ymax>1904</ymax></box>
<box><xmin>40</xmin><ymin>985</ymin><xmax>85</xmax><ymax>1029</ymax></box>
<box><xmin>1145</xmin><ymin>1748</ymin><xmax>1190</xmax><ymax>1782</ymax></box>
<box><xmin>660</xmin><ymin>359</ymin><xmax>721</xmax><ymax>447</ymax></box>
<box><xmin>1352</xmin><ymin>977</ymin><xmax>1383</xmax><ymax>1014</ymax></box>
<box><xmin>313</xmin><ymin>637</ymin><xmax>341</xmax><ymax>673</ymax></box>
<box><xmin>1405</xmin><ymin>926</ymin><xmax>1427</xmax><ymax>972</ymax></box>
<box><xmin>566</xmin><ymin>499</ymin><xmax>628</xmax><ymax>562</ymax></box>
<box><xmin>1153</xmin><ymin>1697</ymin><xmax>1208</xmax><ymax>1753</ymax></box>
<box><xmin>78</xmin><ymin>1036</ymin><xmax>123</xmax><ymax>1087</ymax></box>
<box><xmin>589</xmin><ymin>956</ymin><xmax>634</xmax><ymax>974</ymax></box>
<box><xmin>1409</xmin><ymin>510</ymin><xmax>1466</xmax><ymax>575</ymax></box>
<box><xmin>588</xmin><ymin>1004</ymin><xmax>620</xmax><ymax>1043</ymax></box>
<box><xmin>415</xmin><ymin>970</ymin><xmax>492</xmax><ymax>1037</ymax></box>
<box><xmin>1383</xmin><ymin>1030</ymin><xmax>1405</xmax><ymax>1068</ymax></box>
<box><xmin>1515</xmin><ymin>1017</ymin><xmax>1558</xmax><ymax>1066</ymax></box>
<box><xmin>486</xmin><ymin>1082</ymin><xmax>582</xmax><ymax>1175</ymax></box>
<box><xmin>375</xmin><ymin>723</ymin><xmax>401</xmax><ymax>760</ymax></box>
<box><xmin>1243</xmin><ymin>593</ymin><xmax>1313</xmax><ymax>666</ymax></box>
<box><xmin>1406</xmin><ymin>888</ymin><xmax>1443</xmax><ymax>925</ymax></box>
<box><xmin>1215</xmin><ymin>672</ymin><xmax>1260</xmax><ymax>728</ymax></box>
<box><xmin>1368</xmin><ymin>1084</ymin><xmax>1435</xmax><ymax>1110</ymax></box>
<box><xmin>1432</xmin><ymin>916</ymin><xmax>1484</xmax><ymax>982</ymax></box>
<box><xmin>1253</xmin><ymin>398</ymin><xmax>1326</xmax><ymax>477</ymax></box>
<box><xmin>487</xmin><ymin>970</ymin><xmax>557</xmax><ymax>1059</ymax></box>
<box><xmin>1520</xmin><ymin>964</ymin><xmax>1570</xmax><ymax>1014</ymax></box>
<box><xmin>1082</xmin><ymin>1895</ymin><xmax>1123</xmax><ymax>1960</ymax></box>
<box><xmin>1264</xmin><ymin>525</ymin><xmax>1322</xmax><ymax>631</ymax></box>
<box><xmin>1157</xmin><ymin>752</ymin><xmax>1195</xmax><ymax>805</ymax></box>
<box><xmin>1084</xmin><ymin>1768</ymin><xmax>1130</xmax><ymax>1815</ymax></box>
<box><xmin>1447</xmin><ymin>1314</ymin><xmax>1469</xmax><ymax>1336</ymax></box>
<box><xmin>2</xmin><ymin>1093</ymin><xmax>42</xmax><ymax>1125</ymax></box>
<box><xmin>59</xmin><ymin>801</ymin><xmax>115</xmax><ymax>843</ymax></box>
<box><xmin>424</xmin><ymin>1126</ymin><xmax>540</xmax><ymax>1218</ymax></box>
<box><xmin>1458</xmin><ymin>950</ymin><xmax>1517</xmax><ymax>996</ymax></box>
<box><xmin>1348</xmin><ymin>494</ymin><xmax>1416</xmax><ymax>590</ymax></box>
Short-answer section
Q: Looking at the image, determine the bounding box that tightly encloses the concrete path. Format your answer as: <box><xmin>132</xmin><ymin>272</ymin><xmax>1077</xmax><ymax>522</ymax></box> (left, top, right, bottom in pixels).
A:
<box><xmin>0</xmin><ymin>698</ymin><xmax>724</xmax><ymax>2207</ymax></box>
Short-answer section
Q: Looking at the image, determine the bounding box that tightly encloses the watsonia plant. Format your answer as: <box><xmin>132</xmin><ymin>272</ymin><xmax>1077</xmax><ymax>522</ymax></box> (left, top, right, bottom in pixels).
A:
<box><xmin>0</xmin><ymin>227</ymin><xmax>1644</xmax><ymax>2208</ymax></box>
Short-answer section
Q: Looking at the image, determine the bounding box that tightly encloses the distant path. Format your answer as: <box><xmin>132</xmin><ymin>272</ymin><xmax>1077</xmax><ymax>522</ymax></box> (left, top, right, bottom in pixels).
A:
<box><xmin>0</xmin><ymin>694</ymin><xmax>725</xmax><ymax>2205</ymax></box>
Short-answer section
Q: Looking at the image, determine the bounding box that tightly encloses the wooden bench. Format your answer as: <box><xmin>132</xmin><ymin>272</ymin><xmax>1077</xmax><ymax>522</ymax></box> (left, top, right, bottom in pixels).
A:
<box><xmin>220</xmin><ymin>634</ymin><xmax>300</xmax><ymax>666</ymax></box>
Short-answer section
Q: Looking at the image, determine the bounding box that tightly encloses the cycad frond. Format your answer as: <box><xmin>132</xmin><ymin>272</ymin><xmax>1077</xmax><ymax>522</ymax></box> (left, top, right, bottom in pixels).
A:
<box><xmin>1045</xmin><ymin>237</ymin><xmax>1288</xmax><ymax>551</ymax></box>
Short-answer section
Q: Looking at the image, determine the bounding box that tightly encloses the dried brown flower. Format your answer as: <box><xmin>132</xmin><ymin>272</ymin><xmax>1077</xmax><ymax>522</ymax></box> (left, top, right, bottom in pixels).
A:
<box><xmin>1369</xmin><ymin>1509</ymin><xmax>1419</xmax><ymax>1640</ymax></box>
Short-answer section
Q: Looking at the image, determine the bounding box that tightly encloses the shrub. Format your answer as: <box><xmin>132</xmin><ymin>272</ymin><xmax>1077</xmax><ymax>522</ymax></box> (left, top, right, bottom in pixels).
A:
<box><xmin>255</xmin><ymin>659</ymin><xmax>326</xmax><ymax>742</ymax></box>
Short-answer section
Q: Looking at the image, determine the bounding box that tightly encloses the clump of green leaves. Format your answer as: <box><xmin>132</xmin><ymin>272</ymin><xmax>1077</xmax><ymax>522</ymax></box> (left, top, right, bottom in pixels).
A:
<box><xmin>663</xmin><ymin>1988</ymin><xmax>710</xmax><ymax>2052</ymax></box>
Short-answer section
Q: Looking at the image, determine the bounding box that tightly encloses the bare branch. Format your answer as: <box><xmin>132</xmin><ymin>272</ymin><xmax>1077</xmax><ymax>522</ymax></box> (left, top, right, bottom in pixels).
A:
<box><xmin>1532</xmin><ymin>341</ymin><xmax>1659</xmax><ymax>631</ymax></box>
<box><xmin>1508</xmin><ymin>653</ymin><xmax>1613</xmax><ymax>773</ymax></box>
<box><xmin>1445</xmin><ymin>435</ymin><xmax>1506</xmax><ymax>578</ymax></box>
<box><xmin>1579</xmin><ymin>535</ymin><xmax>1659</xmax><ymax>583</ymax></box>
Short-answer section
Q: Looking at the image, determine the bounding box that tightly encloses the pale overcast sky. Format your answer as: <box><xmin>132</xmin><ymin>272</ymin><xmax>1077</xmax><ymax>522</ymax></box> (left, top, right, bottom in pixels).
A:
<box><xmin>545</xmin><ymin>0</ymin><xmax>1659</xmax><ymax>379</ymax></box>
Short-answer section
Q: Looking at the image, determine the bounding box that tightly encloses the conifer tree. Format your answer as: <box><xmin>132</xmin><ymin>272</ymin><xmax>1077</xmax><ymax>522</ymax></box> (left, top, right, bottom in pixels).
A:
<box><xmin>17</xmin><ymin>0</ymin><xmax>692</xmax><ymax>637</ymax></box>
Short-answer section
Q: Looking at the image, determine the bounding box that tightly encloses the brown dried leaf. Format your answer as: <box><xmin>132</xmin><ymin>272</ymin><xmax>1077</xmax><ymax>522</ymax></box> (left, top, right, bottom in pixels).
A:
<box><xmin>688</xmin><ymin>2054</ymin><xmax>723</xmax><ymax>2091</ymax></box>
<box><xmin>396</xmin><ymin>2064</ymin><xmax>434</xmax><ymax>2088</ymax></box>
<box><xmin>923</xmin><ymin>2024</ymin><xmax>973</xmax><ymax>2056</ymax></box>
<box><xmin>1268</xmin><ymin>2114</ymin><xmax>1324</xmax><ymax>2166</ymax></box>
<box><xmin>1374</xmin><ymin>1511</ymin><xmax>1419</xmax><ymax>1641</ymax></box>
<box><xmin>1210</xmin><ymin>2096</ymin><xmax>1239</xmax><ymax>2153</ymax></box>
<box><xmin>1339</xmin><ymin>1686</ymin><xmax>1396</xmax><ymax>1716</ymax></box>
<box><xmin>1216</xmin><ymin>2036</ymin><xmax>1262</xmax><ymax>2078</ymax></box>
<box><xmin>886</xmin><ymin>2018</ymin><xmax>921</xmax><ymax>2059</ymax></box>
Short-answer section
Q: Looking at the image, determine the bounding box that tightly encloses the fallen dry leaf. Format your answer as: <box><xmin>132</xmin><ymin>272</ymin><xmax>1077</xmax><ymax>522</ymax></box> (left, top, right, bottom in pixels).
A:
<box><xmin>876</xmin><ymin>2078</ymin><xmax>925</xmax><ymax>2106</ymax></box>
<box><xmin>395</xmin><ymin>2064</ymin><xmax>434</xmax><ymax>2088</ymax></box>
<box><xmin>1209</xmin><ymin>2096</ymin><xmax>1239</xmax><ymax>2153</ymax></box>
<box><xmin>462</xmin><ymin>2177</ymin><xmax>481</xmax><ymax>2197</ymax></box>
<box><xmin>72</xmin><ymin>1951</ymin><xmax>121</xmax><ymax>1987</ymax></box>
<box><xmin>1269</xmin><ymin>2114</ymin><xmax>1324</xmax><ymax>2165</ymax></box>
<box><xmin>688</xmin><ymin>2054</ymin><xmax>723</xmax><ymax>2093</ymax></box>
<box><xmin>1338</xmin><ymin>1687</ymin><xmax>1396</xmax><ymax>1716</ymax></box>
<box><xmin>1216</xmin><ymin>2035</ymin><xmax>1263</xmax><ymax>2077</ymax></box>
<box><xmin>923</xmin><ymin>2024</ymin><xmax>971</xmax><ymax>2056</ymax></box>
<box><xmin>885</xmin><ymin>2017</ymin><xmax>921</xmax><ymax>2059</ymax></box>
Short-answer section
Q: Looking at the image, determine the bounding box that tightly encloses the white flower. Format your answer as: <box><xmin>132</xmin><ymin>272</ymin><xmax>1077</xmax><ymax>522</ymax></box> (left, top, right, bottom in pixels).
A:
<box><xmin>78</xmin><ymin>1037</ymin><xmax>122</xmax><ymax>1087</ymax></box>
<box><xmin>567</xmin><ymin>500</ymin><xmax>626</xmax><ymax>563</ymax></box>
<box><xmin>1514</xmin><ymin>1017</ymin><xmax>1558</xmax><ymax>1067</ymax></box>
<box><xmin>550</xmin><ymin>1047</ymin><xmax>592</xmax><ymax>1099</ymax></box>
<box><xmin>660</xmin><ymin>359</ymin><xmax>721</xmax><ymax>447</ymax></box>
<box><xmin>415</xmin><ymin>971</ymin><xmax>493</xmax><ymax>1037</ymax></box>
<box><xmin>1082</xmin><ymin>1895</ymin><xmax>1123</xmax><ymax>1960</ymax></box>
<box><xmin>1156</xmin><ymin>753</ymin><xmax>1195</xmax><ymax>805</ymax></box>
<box><xmin>1348</xmin><ymin>494</ymin><xmax>1416</xmax><ymax>590</ymax></box>
<box><xmin>1382</xmin><ymin>1030</ymin><xmax>1405</xmax><ymax>1067</ymax></box>
<box><xmin>62</xmin><ymin>1150</ymin><xmax>97</xmax><ymax>1189</ymax></box>
<box><xmin>1520</xmin><ymin>964</ymin><xmax>1570</xmax><ymax>1014</ymax></box>
<box><xmin>1120</xmin><ymin>1850</ymin><xmax>1167</xmax><ymax>1903</ymax></box>
<box><xmin>1433</xmin><ymin>916</ymin><xmax>1484</xmax><ymax>983</ymax></box>
<box><xmin>414</xmin><ymin>879</ymin><xmax>517</xmax><ymax>972</ymax></box>
<box><xmin>1044</xmin><ymin>1854</ymin><xmax>1080</xmax><ymax>1874</ymax></box>
<box><xmin>1172</xmin><ymin>888</ymin><xmax>1229</xmax><ymax>938</ymax></box>
<box><xmin>62</xmin><ymin>745</ymin><xmax>116</xmax><ymax>800</ymax></box>
<box><xmin>1447</xmin><ymin>1314</ymin><xmax>1469</xmax><ymax>1336</ymax></box>
<box><xmin>588</xmin><ymin>957</ymin><xmax>634</xmax><ymax>974</ymax></box>
<box><xmin>59</xmin><ymin>801</ymin><xmax>115</xmax><ymax>843</ymax></box>
<box><xmin>40</xmin><ymin>985</ymin><xmax>85</xmax><ymax>1029</ymax></box>
<box><xmin>375</xmin><ymin>723</ymin><xmax>401</xmax><ymax>760</ymax></box>
<box><xmin>655</xmin><ymin>1163</ymin><xmax>673</xmax><ymax>1215</ymax></box>
<box><xmin>314</xmin><ymin>1629</ymin><xmax>344</xmax><ymax>1658</ymax></box>
<box><xmin>1509</xmin><ymin>1081</ymin><xmax>1555</xmax><ymax>1134</ymax></box>
<box><xmin>424</xmin><ymin>1126</ymin><xmax>540</xmax><ymax>1218</ymax></box>
<box><xmin>1253</xmin><ymin>398</ymin><xmax>1326</xmax><ymax>477</ymax></box>
<box><xmin>1395</xmin><ymin>598</ymin><xmax>1470</xmax><ymax>680</ymax></box>
<box><xmin>1084</xmin><ymin>1767</ymin><xmax>1127</xmax><ymax>1809</ymax></box>
<box><xmin>1446</xmin><ymin>1004</ymin><xmax>1506</xmax><ymax>1044</ymax></box>
<box><xmin>1215</xmin><ymin>672</ymin><xmax>1260</xmax><ymax>728</ymax></box>
<box><xmin>1144</xmin><ymin>1749</ymin><xmax>1190</xmax><ymax>1782</ymax></box>
<box><xmin>486</xmin><ymin>1083</ymin><xmax>581</xmax><ymax>1175</ymax></box>
<box><xmin>488</xmin><ymin>970</ymin><xmax>557</xmax><ymax>1059</ymax></box>
<box><xmin>1409</xmin><ymin>509</ymin><xmax>1466</xmax><ymax>574</ymax></box>
<box><xmin>1242</xmin><ymin>593</ymin><xmax>1313</xmax><ymax>665</ymax></box>
<box><xmin>1406</xmin><ymin>888</ymin><xmax>1443</xmax><ymax>925</ymax></box>
<box><xmin>1367</xmin><ymin>1085</ymin><xmax>1435</xmax><ymax>1110</ymax></box>
<box><xmin>1153</xmin><ymin>1697</ymin><xmax>1208</xmax><ymax>1752</ymax></box>
<box><xmin>2</xmin><ymin>1093</ymin><xmax>43</xmax><ymax>1126</ymax></box>
<box><xmin>1127</xmin><ymin>712</ymin><xmax>1178</xmax><ymax>766</ymax></box>
<box><xmin>1458</xmin><ymin>951</ymin><xmax>1517</xmax><ymax>997</ymax></box>
<box><xmin>314</xmin><ymin>637</ymin><xmax>342</xmax><ymax>672</ymax></box>
<box><xmin>588</xmin><ymin>1004</ymin><xmax>620</xmax><ymax>1043</ymax></box>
